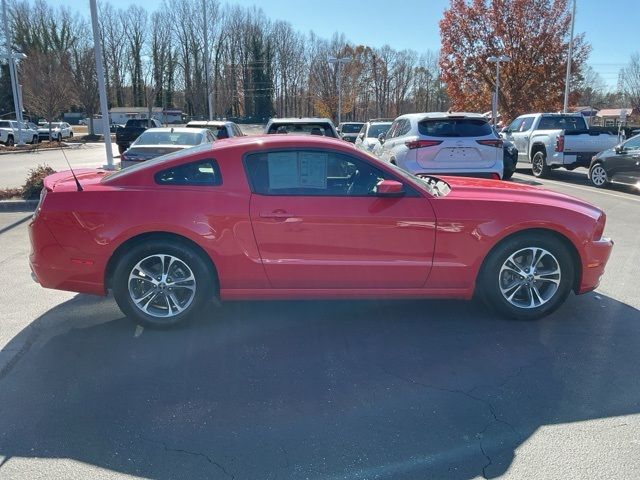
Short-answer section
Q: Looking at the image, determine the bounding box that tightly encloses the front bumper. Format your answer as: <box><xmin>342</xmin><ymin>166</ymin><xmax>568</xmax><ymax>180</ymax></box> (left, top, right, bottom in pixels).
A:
<box><xmin>578</xmin><ymin>237</ymin><xmax>614</xmax><ymax>294</ymax></box>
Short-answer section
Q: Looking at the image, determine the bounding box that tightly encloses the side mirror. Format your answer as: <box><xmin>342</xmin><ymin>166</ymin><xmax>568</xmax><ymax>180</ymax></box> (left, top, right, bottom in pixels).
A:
<box><xmin>376</xmin><ymin>179</ymin><xmax>404</xmax><ymax>197</ymax></box>
<box><xmin>378</xmin><ymin>133</ymin><xmax>386</xmax><ymax>144</ymax></box>
<box><xmin>615</xmin><ymin>145</ymin><xmax>623</xmax><ymax>154</ymax></box>
<box><xmin>501</xmin><ymin>127</ymin><xmax>510</xmax><ymax>134</ymax></box>
<box><xmin>358</xmin><ymin>132</ymin><xmax>365</xmax><ymax>139</ymax></box>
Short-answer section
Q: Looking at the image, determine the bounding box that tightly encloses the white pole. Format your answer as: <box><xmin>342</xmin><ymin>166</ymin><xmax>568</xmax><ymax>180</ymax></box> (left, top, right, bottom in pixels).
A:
<box><xmin>563</xmin><ymin>0</ymin><xmax>576</xmax><ymax>113</ymax></box>
<box><xmin>203</xmin><ymin>0</ymin><xmax>213</xmax><ymax>120</ymax></box>
<box><xmin>89</xmin><ymin>0</ymin><xmax>114</xmax><ymax>170</ymax></box>
<box><xmin>337</xmin><ymin>62</ymin><xmax>342</xmax><ymax>125</ymax></box>
<box><xmin>1</xmin><ymin>0</ymin><xmax>25</xmax><ymax>145</ymax></box>
<box><xmin>493</xmin><ymin>61</ymin><xmax>500</xmax><ymax>126</ymax></box>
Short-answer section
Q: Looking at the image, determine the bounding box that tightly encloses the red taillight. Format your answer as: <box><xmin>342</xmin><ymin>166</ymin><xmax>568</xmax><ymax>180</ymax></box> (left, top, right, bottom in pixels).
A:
<box><xmin>476</xmin><ymin>139</ymin><xmax>503</xmax><ymax>148</ymax></box>
<box><xmin>555</xmin><ymin>134</ymin><xmax>564</xmax><ymax>152</ymax></box>
<box><xmin>405</xmin><ymin>139</ymin><xmax>443</xmax><ymax>149</ymax></box>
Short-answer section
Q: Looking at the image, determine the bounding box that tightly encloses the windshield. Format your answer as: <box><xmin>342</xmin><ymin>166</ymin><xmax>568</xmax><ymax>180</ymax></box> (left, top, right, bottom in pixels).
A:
<box><xmin>367</xmin><ymin>123</ymin><xmax>392</xmax><ymax>138</ymax></box>
<box><xmin>341</xmin><ymin>123</ymin><xmax>364</xmax><ymax>133</ymax></box>
<box><xmin>133</xmin><ymin>131</ymin><xmax>203</xmax><ymax>146</ymax></box>
<box><xmin>41</xmin><ymin>123</ymin><xmax>60</xmax><ymax>129</ymax></box>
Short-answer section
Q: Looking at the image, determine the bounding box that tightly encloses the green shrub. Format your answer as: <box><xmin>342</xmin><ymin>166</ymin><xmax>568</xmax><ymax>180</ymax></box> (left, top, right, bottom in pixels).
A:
<box><xmin>22</xmin><ymin>164</ymin><xmax>56</xmax><ymax>200</ymax></box>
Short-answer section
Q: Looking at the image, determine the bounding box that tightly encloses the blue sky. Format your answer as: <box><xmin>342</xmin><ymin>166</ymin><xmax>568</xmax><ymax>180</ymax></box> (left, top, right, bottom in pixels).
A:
<box><xmin>89</xmin><ymin>0</ymin><xmax>636</xmax><ymax>87</ymax></box>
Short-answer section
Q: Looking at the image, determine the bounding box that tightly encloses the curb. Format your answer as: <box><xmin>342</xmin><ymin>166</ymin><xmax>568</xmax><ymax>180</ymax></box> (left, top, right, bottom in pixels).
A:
<box><xmin>0</xmin><ymin>200</ymin><xmax>38</xmax><ymax>212</ymax></box>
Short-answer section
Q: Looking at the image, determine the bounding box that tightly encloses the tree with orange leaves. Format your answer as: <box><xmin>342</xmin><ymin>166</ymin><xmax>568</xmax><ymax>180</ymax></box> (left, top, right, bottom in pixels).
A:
<box><xmin>439</xmin><ymin>0</ymin><xmax>590</xmax><ymax>122</ymax></box>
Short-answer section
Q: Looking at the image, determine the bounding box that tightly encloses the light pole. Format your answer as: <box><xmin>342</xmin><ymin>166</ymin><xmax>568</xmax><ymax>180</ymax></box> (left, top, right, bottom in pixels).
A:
<box><xmin>2</xmin><ymin>0</ymin><xmax>27</xmax><ymax>145</ymax></box>
<box><xmin>202</xmin><ymin>0</ymin><xmax>213</xmax><ymax>120</ymax></box>
<box><xmin>487</xmin><ymin>55</ymin><xmax>510</xmax><ymax>127</ymax></box>
<box><xmin>328</xmin><ymin>56</ymin><xmax>350</xmax><ymax>125</ymax></box>
<box><xmin>563</xmin><ymin>0</ymin><xmax>577</xmax><ymax>113</ymax></box>
<box><xmin>89</xmin><ymin>0</ymin><xmax>114</xmax><ymax>170</ymax></box>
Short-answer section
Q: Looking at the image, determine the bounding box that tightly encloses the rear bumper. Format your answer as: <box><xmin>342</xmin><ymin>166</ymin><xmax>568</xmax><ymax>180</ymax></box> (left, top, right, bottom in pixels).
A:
<box><xmin>578</xmin><ymin>237</ymin><xmax>614</xmax><ymax>294</ymax></box>
<box><xmin>399</xmin><ymin>160</ymin><xmax>502</xmax><ymax>179</ymax></box>
<box><xmin>29</xmin><ymin>218</ymin><xmax>106</xmax><ymax>296</ymax></box>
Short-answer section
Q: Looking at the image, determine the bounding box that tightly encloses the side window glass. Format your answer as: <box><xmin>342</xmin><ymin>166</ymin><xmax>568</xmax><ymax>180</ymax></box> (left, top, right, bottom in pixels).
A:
<box><xmin>155</xmin><ymin>159</ymin><xmax>222</xmax><ymax>186</ymax></box>
<box><xmin>245</xmin><ymin>150</ymin><xmax>405</xmax><ymax>197</ymax></box>
<box><xmin>397</xmin><ymin>119</ymin><xmax>411</xmax><ymax>137</ymax></box>
<box><xmin>519</xmin><ymin>117</ymin><xmax>534</xmax><ymax>132</ymax></box>
<box><xmin>387</xmin><ymin>121</ymin><xmax>399</xmax><ymax>139</ymax></box>
<box><xmin>508</xmin><ymin>118</ymin><xmax>523</xmax><ymax>132</ymax></box>
<box><xmin>623</xmin><ymin>137</ymin><xmax>640</xmax><ymax>151</ymax></box>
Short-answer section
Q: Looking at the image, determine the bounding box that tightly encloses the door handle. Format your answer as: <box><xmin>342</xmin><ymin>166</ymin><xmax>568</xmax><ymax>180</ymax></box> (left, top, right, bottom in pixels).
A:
<box><xmin>259</xmin><ymin>210</ymin><xmax>292</xmax><ymax>220</ymax></box>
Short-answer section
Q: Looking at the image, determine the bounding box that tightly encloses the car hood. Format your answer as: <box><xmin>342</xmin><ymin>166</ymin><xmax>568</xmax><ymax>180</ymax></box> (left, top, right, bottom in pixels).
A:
<box><xmin>442</xmin><ymin>176</ymin><xmax>603</xmax><ymax>219</ymax></box>
<box><xmin>38</xmin><ymin>128</ymin><xmax>60</xmax><ymax>132</ymax></box>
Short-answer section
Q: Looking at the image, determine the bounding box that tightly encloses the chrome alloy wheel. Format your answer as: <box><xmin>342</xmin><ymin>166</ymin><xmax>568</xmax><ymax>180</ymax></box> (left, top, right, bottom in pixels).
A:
<box><xmin>590</xmin><ymin>165</ymin><xmax>608</xmax><ymax>186</ymax></box>
<box><xmin>498</xmin><ymin>247</ymin><xmax>561</xmax><ymax>309</ymax></box>
<box><xmin>128</xmin><ymin>254</ymin><xmax>196</xmax><ymax>318</ymax></box>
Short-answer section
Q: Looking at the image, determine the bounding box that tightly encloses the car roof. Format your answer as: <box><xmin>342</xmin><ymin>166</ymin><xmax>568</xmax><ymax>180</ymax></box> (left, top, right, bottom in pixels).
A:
<box><xmin>142</xmin><ymin>127</ymin><xmax>208</xmax><ymax>133</ymax></box>
<box><xmin>339</xmin><ymin>122</ymin><xmax>364</xmax><ymax>125</ymax></box>
<box><xmin>267</xmin><ymin>117</ymin><xmax>334</xmax><ymax>124</ymax></box>
<box><xmin>396</xmin><ymin>112</ymin><xmax>487</xmax><ymax>121</ymax></box>
<box><xmin>186</xmin><ymin>120</ymin><xmax>231</xmax><ymax>127</ymax></box>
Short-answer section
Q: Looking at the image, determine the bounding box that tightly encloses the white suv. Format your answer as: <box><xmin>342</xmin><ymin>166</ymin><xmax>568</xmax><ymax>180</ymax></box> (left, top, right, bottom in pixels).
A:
<box><xmin>375</xmin><ymin>112</ymin><xmax>504</xmax><ymax>179</ymax></box>
<box><xmin>0</xmin><ymin>120</ymin><xmax>39</xmax><ymax>145</ymax></box>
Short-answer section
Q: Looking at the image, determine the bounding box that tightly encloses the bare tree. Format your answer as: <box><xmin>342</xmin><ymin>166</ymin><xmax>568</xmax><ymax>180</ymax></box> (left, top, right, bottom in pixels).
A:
<box><xmin>622</xmin><ymin>53</ymin><xmax>640</xmax><ymax>109</ymax></box>
<box><xmin>21</xmin><ymin>51</ymin><xmax>76</xmax><ymax>137</ymax></box>
<box><xmin>72</xmin><ymin>48</ymin><xmax>99</xmax><ymax>134</ymax></box>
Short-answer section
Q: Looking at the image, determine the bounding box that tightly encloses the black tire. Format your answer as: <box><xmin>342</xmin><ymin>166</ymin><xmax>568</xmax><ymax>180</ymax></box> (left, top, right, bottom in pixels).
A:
<box><xmin>118</xmin><ymin>144</ymin><xmax>126</xmax><ymax>155</ymax></box>
<box><xmin>589</xmin><ymin>162</ymin><xmax>610</xmax><ymax>188</ymax></box>
<box><xmin>531</xmin><ymin>151</ymin><xmax>550</xmax><ymax>178</ymax></box>
<box><xmin>6</xmin><ymin>135</ymin><xmax>14</xmax><ymax>147</ymax></box>
<box><xmin>112</xmin><ymin>240</ymin><xmax>215</xmax><ymax>329</ymax></box>
<box><xmin>69</xmin><ymin>131</ymin><xmax>73</xmax><ymax>138</ymax></box>
<box><xmin>478</xmin><ymin>233</ymin><xmax>574</xmax><ymax>320</ymax></box>
<box><xmin>502</xmin><ymin>168</ymin><xmax>514</xmax><ymax>180</ymax></box>
<box><xmin>31</xmin><ymin>135</ymin><xmax>38</xmax><ymax>144</ymax></box>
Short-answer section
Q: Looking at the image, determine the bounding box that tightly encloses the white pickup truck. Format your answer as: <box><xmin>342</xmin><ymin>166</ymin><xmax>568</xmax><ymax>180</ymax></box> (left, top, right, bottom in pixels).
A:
<box><xmin>501</xmin><ymin>113</ymin><xmax>620</xmax><ymax>178</ymax></box>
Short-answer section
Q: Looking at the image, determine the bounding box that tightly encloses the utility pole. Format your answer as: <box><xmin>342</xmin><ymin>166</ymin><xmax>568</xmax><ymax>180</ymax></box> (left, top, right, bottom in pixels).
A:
<box><xmin>487</xmin><ymin>55</ymin><xmax>510</xmax><ymax>126</ymax></box>
<box><xmin>328</xmin><ymin>56</ymin><xmax>350</xmax><ymax>125</ymax></box>
<box><xmin>89</xmin><ymin>0</ymin><xmax>114</xmax><ymax>169</ymax></box>
<box><xmin>2</xmin><ymin>0</ymin><xmax>25</xmax><ymax>145</ymax></box>
<box><xmin>203</xmin><ymin>0</ymin><xmax>213</xmax><ymax>120</ymax></box>
<box><xmin>563</xmin><ymin>0</ymin><xmax>576</xmax><ymax>113</ymax></box>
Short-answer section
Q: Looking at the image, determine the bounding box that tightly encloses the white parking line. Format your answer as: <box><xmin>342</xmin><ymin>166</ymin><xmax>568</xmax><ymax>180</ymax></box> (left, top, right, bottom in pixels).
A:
<box><xmin>134</xmin><ymin>325</ymin><xmax>144</xmax><ymax>338</ymax></box>
<box><xmin>515</xmin><ymin>174</ymin><xmax>640</xmax><ymax>203</ymax></box>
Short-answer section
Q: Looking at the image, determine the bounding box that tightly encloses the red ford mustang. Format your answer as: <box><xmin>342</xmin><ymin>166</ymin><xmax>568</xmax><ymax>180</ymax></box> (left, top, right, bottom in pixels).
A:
<box><xmin>29</xmin><ymin>135</ymin><xmax>613</xmax><ymax>328</ymax></box>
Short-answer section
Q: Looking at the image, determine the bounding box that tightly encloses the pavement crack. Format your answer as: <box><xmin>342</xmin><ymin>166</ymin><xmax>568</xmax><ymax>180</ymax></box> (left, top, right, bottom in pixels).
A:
<box><xmin>140</xmin><ymin>437</ymin><xmax>234</xmax><ymax>479</ymax></box>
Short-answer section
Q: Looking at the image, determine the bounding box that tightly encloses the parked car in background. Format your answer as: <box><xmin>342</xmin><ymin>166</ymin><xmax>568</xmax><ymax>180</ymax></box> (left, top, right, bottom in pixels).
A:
<box><xmin>120</xmin><ymin>127</ymin><xmax>215</xmax><ymax>168</ymax></box>
<box><xmin>589</xmin><ymin>133</ymin><xmax>640</xmax><ymax>188</ymax></box>
<box><xmin>186</xmin><ymin>120</ymin><xmax>244</xmax><ymax>139</ymax></box>
<box><xmin>376</xmin><ymin>113</ymin><xmax>504</xmax><ymax>179</ymax></box>
<box><xmin>337</xmin><ymin>122</ymin><xmax>365</xmax><ymax>143</ymax></box>
<box><xmin>264</xmin><ymin>117</ymin><xmax>338</xmax><ymax>137</ymax></box>
<box><xmin>501</xmin><ymin>113</ymin><xmax>619</xmax><ymax>178</ymax></box>
<box><xmin>29</xmin><ymin>135</ymin><xmax>613</xmax><ymax>328</ymax></box>
<box><xmin>354</xmin><ymin>120</ymin><xmax>392</xmax><ymax>153</ymax></box>
<box><xmin>0</xmin><ymin>120</ymin><xmax>39</xmax><ymax>145</ymax></box>
<box><xmin>0</xmin><ymin>120</ymin><xmax>38</xmax><ymax>146</ymax></box>
<box><xmin>37</xmin><ymin>122</ymin><xmax>73</xmax><ymax>142</ymax></box>
<box><xmin>115</xmin><ymin>118</ymin><xmax>162</xmax><ymax>154</ymax></box>
<box><xmin>502</xmin><ymin>139</ymin><xmax>518</xmax><ymax>180</ymax></box>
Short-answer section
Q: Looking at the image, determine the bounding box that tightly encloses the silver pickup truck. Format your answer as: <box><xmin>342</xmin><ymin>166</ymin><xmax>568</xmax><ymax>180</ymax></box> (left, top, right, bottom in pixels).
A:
<box><xmin>501</xmin><ymin>113</ymin><xmax>620</xmax><ymax>178</ymax></box>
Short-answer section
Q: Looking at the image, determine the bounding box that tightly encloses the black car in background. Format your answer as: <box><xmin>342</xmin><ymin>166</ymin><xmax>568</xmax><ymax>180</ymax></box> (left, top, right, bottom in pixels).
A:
<box><xmin>502</xmin><ymin>139</ymin><xmax>518</xmax><ymax>180</ymax></box>
<box><xmin>589</xmin><ymin>134</ymin><xmax>640</xmax><ymax>188</ymax></box>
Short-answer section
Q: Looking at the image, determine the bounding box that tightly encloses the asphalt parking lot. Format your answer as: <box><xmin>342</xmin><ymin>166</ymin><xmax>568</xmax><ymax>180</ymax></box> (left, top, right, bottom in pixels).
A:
<box><xmin>0</xmin><ymin>164</ymin><xmax>639</xmax><ymax>479</ymax></box>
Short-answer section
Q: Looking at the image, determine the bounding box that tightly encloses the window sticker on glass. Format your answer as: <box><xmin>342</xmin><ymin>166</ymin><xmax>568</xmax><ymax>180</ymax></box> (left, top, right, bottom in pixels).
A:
<box><xmin>268</xmin><ymin>152</ymin><xmax>299</xmax><ymax>189</ymax></box>
<box><xmin>299</xmin><ymin>152</ymin><xmax>327</xmax><ymax>188</ymax></box>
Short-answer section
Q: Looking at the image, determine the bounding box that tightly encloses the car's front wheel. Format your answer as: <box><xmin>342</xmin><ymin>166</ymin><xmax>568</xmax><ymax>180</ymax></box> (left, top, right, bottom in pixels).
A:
<box><xmin>112</xmin><ymin>240</ymin><xmax>215</xmax><ymax>328</ymax></box>
<box><xmin>479</xmin><ymin>233</ymin><xmax>574</xmax><ymax>320</ymax></box>
<box><xmin>589</xmin><ymin>162</ymin><xmax>610</xmax><ymax>188</ymax></box>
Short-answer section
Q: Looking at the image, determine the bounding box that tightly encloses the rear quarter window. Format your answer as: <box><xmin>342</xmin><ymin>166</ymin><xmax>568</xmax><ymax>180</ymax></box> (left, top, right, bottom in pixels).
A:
<box><xmin>155</xmin><ymin>159</ymin><xmax>222</xmax><ymax>186</ymax></box>
<box><xmin>418</xmin><ymin>118</ymin><xmax>493</xmax><ymax>137</ymax></box>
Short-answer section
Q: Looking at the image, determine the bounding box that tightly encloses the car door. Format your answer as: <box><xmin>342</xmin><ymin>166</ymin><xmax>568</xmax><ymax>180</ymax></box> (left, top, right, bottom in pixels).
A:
<box><xmin>513</xmin><ymin>116</ymin><xmax>534</xmax><ymax>158</ymax></box>
<box><xmin>503</xmin><ymin>117</ymin><xmax>526</xmax><ymax>160</ymax></box>
<box><xmin>608</xmin><ymin>136</ymin><xmax>640</xmax><ymax>181</ymax></box>
<box><xmin>376</xmin><ymin>120</ymin><xmax>399</xmax><ymax>161</ymax></box>
<box><xmin>244</xmin><ymin>148</ymin><xmax>436</xmax><ymax>289</ymax></box>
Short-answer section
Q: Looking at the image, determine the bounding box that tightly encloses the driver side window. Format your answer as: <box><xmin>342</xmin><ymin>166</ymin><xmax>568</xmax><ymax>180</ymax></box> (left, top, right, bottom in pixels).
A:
<box><xmin>623</xmin><ymin>136</ymin><xmax>640</xmax><ymax>151</ymax></box>
<box><xmin>244</xmin><ymin>150</ymin><xmax>407</xmax><ymax>197</ymax></box>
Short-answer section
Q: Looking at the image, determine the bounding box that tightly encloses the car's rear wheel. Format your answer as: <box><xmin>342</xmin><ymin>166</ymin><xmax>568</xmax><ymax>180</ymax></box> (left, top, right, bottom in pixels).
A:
<box><xmin>112</xmin><ymin>240</ymin><xmax>215</xmax><ymax>328</ymax></box>
<box><xmin>118</xmin><ymin>144</ymin><xmax>126</xmax><ymax>155</ymax></box>
<box><xmin>531</xmin><ymin>151</ymin><xmax>550</xmax><ymax>178</ymax></box>
<box><xmin>6</xmin><ymin>135</ymin><xmax>14</xmax><ymax>146</ymax></box>
<box><xmin>589</xmin><ymin>163</ymin><xmax>610</xmax><ymax>188</ymax></box>
<box><xmin>479</xmin><ymin>233</ymin><xmax>574</xmax><ymax>320</ymax></box>
<box><xmin>31</xmin><ymin>135</ymin><xmax>38</xmax><ymax>144</ymax></box>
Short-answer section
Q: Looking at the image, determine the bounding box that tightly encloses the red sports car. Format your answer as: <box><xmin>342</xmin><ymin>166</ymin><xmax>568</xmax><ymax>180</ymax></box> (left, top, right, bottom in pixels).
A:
<box><xmin>29</xmin><ymin>135</ymin><xmax>613</xmax><ymax>328</ymax></box>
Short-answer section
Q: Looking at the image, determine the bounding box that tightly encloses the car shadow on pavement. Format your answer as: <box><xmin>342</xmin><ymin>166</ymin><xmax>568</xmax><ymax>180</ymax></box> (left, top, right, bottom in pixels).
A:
<box><xmin>515</xmin><ymin>165</ymin><xmax>640</xmax><ymax>195</ymax></box>
<box><xmin>0</xmin><ymin>292</ymin><xmax>639</xmax><ymax>479</ymax></box>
